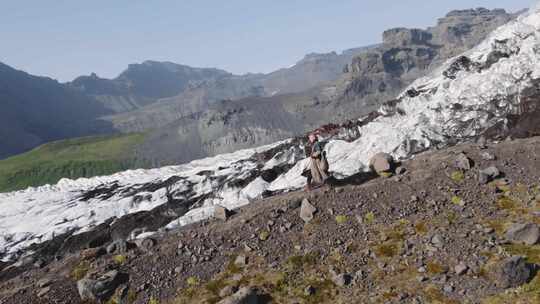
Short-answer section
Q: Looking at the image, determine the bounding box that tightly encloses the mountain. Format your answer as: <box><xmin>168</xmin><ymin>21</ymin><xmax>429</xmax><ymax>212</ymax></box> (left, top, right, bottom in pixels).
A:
<box><xmin>103</xmin><ymin>46</ymin><xmax>377</xmax><ymax>132</ymax></box>
<box><xmin>329</xmin><ymin>7</ymin><xmax>518</xmax><ymax>121</ymax></box>
<box><xmin>0</xmin><ymin>62</ymin><xmax>114</xmax><ymax>159</ymax></box>
<box><xmin>69</xmin><ymin>61</ymin><xmax>231</xmax><ymax>113</ymax></box>
<box><xmin>120</xmin><ymin>8</ymin><xmax>517</xmax><ymax>165</ymax></box>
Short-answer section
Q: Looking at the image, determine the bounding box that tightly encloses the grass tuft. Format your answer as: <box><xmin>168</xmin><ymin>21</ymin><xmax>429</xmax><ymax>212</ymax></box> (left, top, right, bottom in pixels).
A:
<box><xmin>450</xmin><ymin>171</ymin><xmax>465</xmax><ymax>182</ymax></box>
<box><xmin>335</xmin><ymin>215</ymin><xmax>348</xmax><ymax>224</ymax></box>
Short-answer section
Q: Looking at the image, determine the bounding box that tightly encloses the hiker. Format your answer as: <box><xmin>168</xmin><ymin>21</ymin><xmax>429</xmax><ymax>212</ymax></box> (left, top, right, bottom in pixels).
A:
<box><xmin>303</xmin><ymin>132</ymin><xmax>329</xmax><ymax>191</ymax></box>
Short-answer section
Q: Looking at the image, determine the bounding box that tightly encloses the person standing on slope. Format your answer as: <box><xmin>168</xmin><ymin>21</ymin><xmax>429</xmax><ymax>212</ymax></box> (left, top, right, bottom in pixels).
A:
<box><xmin>303</xmin><ymin>132</ymin><xmax>330</xmax><ymax>191</ymax></box>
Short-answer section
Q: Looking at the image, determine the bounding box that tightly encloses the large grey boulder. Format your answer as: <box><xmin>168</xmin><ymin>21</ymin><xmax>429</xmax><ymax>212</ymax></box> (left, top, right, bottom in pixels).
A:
<box><xmin>478</xmin><ymin>166</ymin><xmax>501</xmax><ymax>184</ymax></box>
<box><xmin>77</xmin><ymin>270</ymin><xmax>124</xmax><ymax>302</ymax></box>
<box><xmin>505</xmin><ymin>223</ymin><xmax>540</xmax><ymax>245</ymax></box>
<box><xmin>454</xmin><ymin>153</ymin><xmax>473</xmax><ymax>170</ymax></box>
<box><xmin>490</xmin><ymin>256</ymin><xmax>532</xmax><ymax>289</ymax></box>
<box><xmin>300</xmin><ymin>199</ymin><xmax>317</xmax><ymax>223</ymax></box>
<box><xmin>217</xmin><ymin>287</ymin><xmax>261</xmax><ymax>304</ymax></box>
<box><xmin>369</xmin><ymin>153</ymin><xmax>395</xmax><ymax>173</ymax></box>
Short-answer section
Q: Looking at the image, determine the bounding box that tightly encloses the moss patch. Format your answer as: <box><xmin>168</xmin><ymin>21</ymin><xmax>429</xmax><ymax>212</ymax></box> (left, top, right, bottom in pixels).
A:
<box><xmin>335</xmin><ymin>215</ymin><xmax>348</xmax><ymax>224</ymax></box>
<box><xmin>450</xmin><ymin>171</ymin><xmax>465</xmax><ymax>182</ymax></box>
<box><xmin>70</xmin><ymin>260</ymin><xmax>91</xmax><ymax>280</ymax></box>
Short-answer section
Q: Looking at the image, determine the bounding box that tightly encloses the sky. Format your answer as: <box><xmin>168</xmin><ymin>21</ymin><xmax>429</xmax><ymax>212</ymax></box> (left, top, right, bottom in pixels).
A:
<box><xmin>0</xmin><ymin>0</ymin><xmax>534</xmax><ymax>82</ymax></box>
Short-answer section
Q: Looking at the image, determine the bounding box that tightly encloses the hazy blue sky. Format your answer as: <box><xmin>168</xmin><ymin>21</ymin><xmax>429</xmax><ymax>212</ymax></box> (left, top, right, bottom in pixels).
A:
<box><xmin>0</xmin><ymin>0</ymin><xmax>534</xmax><ymax>81</ymax></box>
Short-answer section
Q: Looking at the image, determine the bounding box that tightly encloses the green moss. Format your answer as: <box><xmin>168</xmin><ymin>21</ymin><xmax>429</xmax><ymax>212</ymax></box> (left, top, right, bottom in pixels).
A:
<box><xmin>148</xmin><ymin>297</ymin><xmax>160</xmax><ymax>304</ymax></box>
<box><xmin>0</xmin><ymin>133</ymin><xmax>148</xmax><ymax>193</ymax></box>
<box><xmin>299</xmin><ymin>279</ymin><xmax>337</xmax><ymax>304</ymax></box>
<box><xmin>205</xmin><ymin>279</ymin><xmax>228</xmax><ymax>296</ymax></box>
<box><xmin>482</xmin><ymin>273</ymin><xmax>540</xmax><ymax>303</ymax></box>
<box><xmin>113</xmin><ymin>254</ymin><xmax>127</xmax><ymax>265</ymax></box>
<box><xmin>374</xmin><ymin>243</ymin><xmax>399</xmax><ymax>258</ymax></box>
<box><xmin>451</xmin><ymin>196</ymin><xmax>465</xmax><ymax>206</ymax></box>
<box><xmin>225</xmin><ymin>256</ymin><xmax>242</xmax><ymax>275</ymax></box>
<box><xmin>259</xmin><ymin>230</ymin><xmax>270</xmax><ymax>241</ymax></box>
<box><xmin>450</xmin><ymin>171</ymin><xmax>465</xmax><ymax>182</ymax></box>
<box><xmin>424</xmin><ymin>285</ymin><xmax>459</xmax><ymax>304</ymax></box>
<box><xmin>379</xmin><ymin>172</ymin><xmax>393</xmax><ymax>178</ymax></box>
<box><xmin>335</xmin><ymin>215</ymin><xmax>348</xmax><ymax>224</ymax></box>
<box><xmin>503</xmin><ymin>244</ymin><xmax>540</xmax><ymax>264</ymax></box>
<box><xmin>426</xmin><ymin>261</ymin><xmax>447</xmax><ymax>275</ymax></box>
<box><xmin>70</xmin><ymin>260</ymin><xmax>91</xmax><ymax>280</ymax></box>
<box><xmin>414</xmin><ymin>221</ymin><xmax>428</xmax><ymax>235</ymax></box>
<box><xmin>446</xmin><ymin>212</ymin><xmax>458</xmax><ymax>224</ymax></box>
<box><xmin>285</xmin><ymin>253</ymin><xmax>319</xmax><ymax>271</ymax></box>
<box><xmin>497</xmin><ymin>196</ymin><xmax>517</xmax><ymax>210</ymax></box>
<box><xmin>186</xmin><ymin>276</ymin><xmax>199</xmax><ymax>286</ymax></box>
<box><xmin>365</xmin><ymin>212</ymin><xmax>376</xmax><ymax>224</ymax></box>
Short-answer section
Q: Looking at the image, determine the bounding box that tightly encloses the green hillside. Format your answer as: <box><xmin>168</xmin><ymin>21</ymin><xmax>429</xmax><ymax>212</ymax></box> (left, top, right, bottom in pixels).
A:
<box><xmin>0</xmin><ymin>133</ymin><xmax>148</xmax><ymax>193</ymax></box>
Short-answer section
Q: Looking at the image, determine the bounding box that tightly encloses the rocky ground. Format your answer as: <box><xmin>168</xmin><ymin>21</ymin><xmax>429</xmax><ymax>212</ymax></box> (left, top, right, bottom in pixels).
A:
<box><xmin>1</xmin><ymin>136</ymin><xmax>540</xmax><ymax>304</ymax></box>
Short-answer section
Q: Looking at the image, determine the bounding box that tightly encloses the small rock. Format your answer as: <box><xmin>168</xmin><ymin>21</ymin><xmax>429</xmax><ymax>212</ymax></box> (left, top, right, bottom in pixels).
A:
<box><xmin>396</xmin><ymin>166</ymin><xmax>407</xmax><ymax>175</ymax></box>
<box><xmin>217</xmin><ymin>286</ymin><xmax>261</xmax><ymax>304</ymax></box>
<box><xmin>431</xmin><ymin>234</ymin><xmax>444</xmax><ymax>248</ymax></box>
<box><xmin>416</xmin><ymin>275</ymin><xmax>428</xmax><ymax>282</ymax></box>
<box><xmin>481</xmin><ymin>152</ymin><xmax>496</xmax><ymax>161</ymax></box>
<box><xmin>37</xmin><ymin>278</ymin><xmax>53</xmax><ymax>288</ymax></box>
<box><xmin>234</xmin><ymin>255</ymin><xmax>247</xmax><ymax>267</ymax></box>
<box><xmin>288</xmin><ymin>199</ymin><xmax>302</xmax><ymax>210</ymax></box>
<box><xmin>477</xmin><ymin>136</ymin><xmax>487</xmax><ymax>149</ymax></box>
<box><xmin>454</xmin><ymin>262</ymin><xmax>468</xmax><ymax>275</ymax></box>
<box><xmin>300</xmin><ymin>199</ymin><xmax>317</xmax><ymax>223</ymax></box>
<box><xmin>33</xmin><ymin>259</ymin><xmax>46</xmax><ymax>269</ymax></box>
<box><xmin>37</xmin><ymin>287</ymin><xmax>51</xmax><ymax>298</ymax></box>
<box><xmin>478</xmin><ymin>166</ymin><xmax>500</xmax><ymax>184</ymax></box>
<box><xmin>490</xmin><ymin>256</ymin><xmax>532</xmax><ymax>289</ymax></box>
<box><xmin>304</xmin><ymin>285</ymin><xmax>316</xmax><ymax>296</ymax></box>
<box><xmin>455</xmin><ymin>153</ymin><xmax>473</xmax><ymax>170</ymax></box>
<box><xmin>174</xmin><ymin>266</ymin><xmax>183</xmax><ymax>274</ymax></box>
<box><xmin>214</xmin><ymin>205</ymin><xmax>233</xmax><ymax>221</ymax></box>
<box><xmin>443</xmin><ymin>285</ymin><xmax>454</xmax><ymax>293</ymax></box>
<box><xmin>219</xmin><ymin>285</ymin><xmax>239</xmax><ymax>298</ymax></box>
<box><xmin>331</xmin><ymin>273</ymin><xmax>352</xmax><ymax>287</ymax></box>
<box><xmin>505</xmin><ymin>223</ymin><xmax>540</xmax><ymax>245</ymax></box>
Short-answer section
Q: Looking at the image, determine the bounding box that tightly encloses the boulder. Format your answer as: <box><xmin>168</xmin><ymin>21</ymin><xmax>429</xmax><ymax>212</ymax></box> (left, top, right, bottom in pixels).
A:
<box><xmin>454</xmin><ymin>262</ymin><xmax>468</xmax><ymax>275</ymax></box>
<box><xmin>77</xmin><ymin>270</ymin><xmax>126</xmax><ymax>302</ymax></box>
<box><xmin>369</xmin><ymin>153</ymin><xmax>395</xmax><ymax>173</ymax></box>
<box><xmin>478</xmin><ymin>166</ymin><xmax>501</xmax><ymax>184</ymax></box>
<box><xmin>505</xmin><ymin>223</ymin><xmax>540</xmax><ymax>245</ymax></box>
<box><xmin>300</xmin><ymin>199</ymin><xmax>317</xmax><ymax>223</ymax></box>
<box><xmin>217</xmin><ymin>286</ymin><xmax>261</xmax><ymax>304</ymax></box>
<box><xmin>454</xmin><ymin>153</ymin><xmax>473</xmax><ymax>170</ymax></box>
<box><xmin>234</xmin><ymin>255</ymin><xmax>248</xmax><ymax>267</ymax></box>
<box><xmin>490</xmin><ymin>256</ymin><xmax>532</xmax><ymax>289</ymax></box>
<box><xmin>331</xmin><ymin>273</ymin><xmax>352</xmax><ymax>287</ymax></box>
<box><xmin>214</xmin><ymin>205</ymin><xmax>233</xmax><ymax>221</ymax></box>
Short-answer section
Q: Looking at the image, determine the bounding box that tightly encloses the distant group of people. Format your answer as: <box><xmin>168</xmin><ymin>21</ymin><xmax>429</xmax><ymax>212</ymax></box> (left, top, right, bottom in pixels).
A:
<box><xmin>302</xmin><ymin>132</ymin><xmax>330</xmax><ymax>191</ymax></box>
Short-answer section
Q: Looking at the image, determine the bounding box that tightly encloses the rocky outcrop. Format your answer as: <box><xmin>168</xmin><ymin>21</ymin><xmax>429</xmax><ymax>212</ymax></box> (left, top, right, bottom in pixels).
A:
<box><xmin>337</xmin><ymin>8</ymin><xmax>515</xmax><ymax>121</ymax></box>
